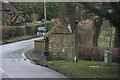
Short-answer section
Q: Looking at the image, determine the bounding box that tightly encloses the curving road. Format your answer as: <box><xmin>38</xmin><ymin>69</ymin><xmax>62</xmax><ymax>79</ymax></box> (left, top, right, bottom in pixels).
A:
<box><xmin>0</xmin><ymin>38</ymin><xmax>67</xmax><ymax>79</ymax></box>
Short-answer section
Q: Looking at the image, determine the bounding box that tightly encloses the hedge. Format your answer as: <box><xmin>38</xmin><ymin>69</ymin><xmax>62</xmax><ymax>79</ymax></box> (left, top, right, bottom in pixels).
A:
<box><xmin>78</xmin><ymin>45</ymin><xmax>119</xmax><ymax>63</ymax></box>
<box><xmin>2</xmin><ymin>26</ymin><xmax>26</xmax><ymax>40</ymax></box>
<box><xmin>2</xmin><ymin>21</ymin><xmax>54</xmax><ymax>40</ymax></box>
<box><xmin>26</xmin><ymin>21</ymin><xmax>54</xmax><ymax>35</ymax></box>
<box><xmin>26</xmin><ymin>25</ymin><xmax>37</xmax><ymax>35</ymax></box>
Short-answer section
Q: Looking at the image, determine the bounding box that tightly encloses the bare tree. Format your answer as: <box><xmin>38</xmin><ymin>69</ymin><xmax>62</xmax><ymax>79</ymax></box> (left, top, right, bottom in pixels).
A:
<box><xmin>93</xmin><ymin>17</ymin><xmax>103</xmax><ymax>47</ymax></box>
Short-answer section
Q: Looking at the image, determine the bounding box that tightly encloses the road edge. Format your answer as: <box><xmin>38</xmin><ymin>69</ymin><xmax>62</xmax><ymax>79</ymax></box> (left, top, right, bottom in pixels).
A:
<box><xmin>24</xmin><ymin>51</ymin><xmax>71</xmax><ymax>78</ymax></box>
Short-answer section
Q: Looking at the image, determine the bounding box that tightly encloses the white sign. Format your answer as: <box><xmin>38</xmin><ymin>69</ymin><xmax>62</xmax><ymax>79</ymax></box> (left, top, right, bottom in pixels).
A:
<box><xmin>61</xmin><ymin>48</ymin><xmax>65</xmax><ymax>53</ymax></box>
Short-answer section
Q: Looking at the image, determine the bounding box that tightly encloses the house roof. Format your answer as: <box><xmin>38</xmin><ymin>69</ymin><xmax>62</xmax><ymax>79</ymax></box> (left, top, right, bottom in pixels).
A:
<box><xmin>2</xmin><ymin>2</ymin><xmax>17</xmax><ymax>12</ymax></box>
<box><xmin>45</xmin><ymin>24</ymin><xmax>71</xmax><ymax>37</ymax></box>
<box><xmin>3</xmin><ymin>0</ymin><xmax>9</xmax><ymax>3</ymax></box>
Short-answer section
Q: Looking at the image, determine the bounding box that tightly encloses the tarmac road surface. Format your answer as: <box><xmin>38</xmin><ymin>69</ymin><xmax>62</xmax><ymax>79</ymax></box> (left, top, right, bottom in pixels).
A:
<box><xmin>0</xmin><ymin>37</ymin><xmax>67</xmax><ymax>79</ymax></box>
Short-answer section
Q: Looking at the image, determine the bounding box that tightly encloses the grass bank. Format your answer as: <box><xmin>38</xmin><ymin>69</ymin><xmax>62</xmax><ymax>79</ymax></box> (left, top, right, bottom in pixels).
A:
<box><xmin>1</xmin><ymin>35</ymin><xmax>37</xmax><ymax>45</ymax></box>
<box><xmin>41</xmin><ymin>60</ymin><xmax>119</xmax><ymax>78</ymax></box>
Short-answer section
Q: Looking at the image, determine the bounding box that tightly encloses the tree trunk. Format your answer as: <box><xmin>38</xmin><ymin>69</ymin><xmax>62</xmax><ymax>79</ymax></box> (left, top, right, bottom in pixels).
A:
<box><xmin>93</xmin><ymin>29</ymin><xmax>100</xmax><ymax>47</ymax></box>
<box><xmin>114</xmin><ymin>27</ymin><xmax>120</xmax><ymax>48</ymax></box>
<box><xmin>109</xmin><ymin>31</ymin><xmax>112</xmax><ymax>48</ymax></box>
<box><xmin>93</xmin><ymin>18</ymin><xmax>103</xmax><ymax>47</ymax></box>
<box><xmin>58</xmin><ymin>3</ymin><xmax>67</xmax><ymax>26</ymax></box>
<box><xmin>65</xmin><ymin>3</ymin><xmax>76</xmax><ymax>33</ymax></box>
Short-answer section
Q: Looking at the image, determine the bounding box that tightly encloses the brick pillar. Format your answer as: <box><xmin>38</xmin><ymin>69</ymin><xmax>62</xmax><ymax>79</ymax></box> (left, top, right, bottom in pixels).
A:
<box><xmin>34</xmin><ymin>40</ymin><xmax>45</xmax><ymax>52</ymax></box>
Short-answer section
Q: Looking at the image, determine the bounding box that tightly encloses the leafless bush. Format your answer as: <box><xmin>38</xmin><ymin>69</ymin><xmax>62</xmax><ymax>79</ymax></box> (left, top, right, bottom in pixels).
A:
<box><xmin>78</xmin><ymin>45</ymin><xmax>119</xmax><ymax>63</ymax></box>
<box><xmin>2</xmin><ymin>26</ymin><xmax>26</xmax><ymax>40</ymax></box>
<box><xmin>78</xmin><ymin>20</ymin><xmax>94</xmax><ymax>46</ymax></box>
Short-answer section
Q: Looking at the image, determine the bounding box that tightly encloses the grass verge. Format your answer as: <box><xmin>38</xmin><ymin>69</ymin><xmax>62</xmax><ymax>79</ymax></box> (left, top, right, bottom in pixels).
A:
<box><xmin>41</xmin><ymin>60</ymin><xmax>119</xmax><ymax>78</ymax></box>
<box><xmin>1</xmin><ymin>35</ymin><xmax>37</xmax><ymax>45</ymax></box>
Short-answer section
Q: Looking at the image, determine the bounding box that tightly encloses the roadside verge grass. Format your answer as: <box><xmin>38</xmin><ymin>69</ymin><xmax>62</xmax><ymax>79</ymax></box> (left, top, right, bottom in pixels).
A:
<box><xmin>1</xmin><ymin>35</ymin><xmax>35</xmax><ymax>45</ymax></box>
<box><xmin>41</xmin><ymin>60</ymin><xmax>119</xmax><ymax>78</ymax></box>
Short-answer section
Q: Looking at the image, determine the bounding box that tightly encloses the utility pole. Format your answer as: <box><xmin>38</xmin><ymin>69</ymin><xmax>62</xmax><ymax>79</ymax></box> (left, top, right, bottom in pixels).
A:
<box><xmin>73</xmin><ymin>3</ymin><xmax>79</xmax><ymax>62</ymax></box>
<box><xmin>80</xmin><ymin>7</ymin><xmax>83</xmax><ymax>21</ymax></box>
<box><xmin>44</xmin><ymin>0</ymin><xmax>47</xmax><ymax>21</ymax></box>
<box><xmin>44</xmin><ymin>0</ymin><xmax>47</xmax><ymax>33</ymax></box>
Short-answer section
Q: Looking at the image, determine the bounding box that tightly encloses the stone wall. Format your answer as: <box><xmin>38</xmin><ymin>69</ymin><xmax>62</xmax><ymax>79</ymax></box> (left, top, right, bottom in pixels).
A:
<box><xmin>48</xmin><ymin>33</ymin><xmax>73</xmax><ymax>60</ymax></box>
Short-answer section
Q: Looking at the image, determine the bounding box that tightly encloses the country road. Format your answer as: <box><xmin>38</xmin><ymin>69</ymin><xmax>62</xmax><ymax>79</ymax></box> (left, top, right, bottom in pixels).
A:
<box><xmin>0</xmin><ymin>37</ymin><xmax>67</xmax><ymax>79</ymax></box>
